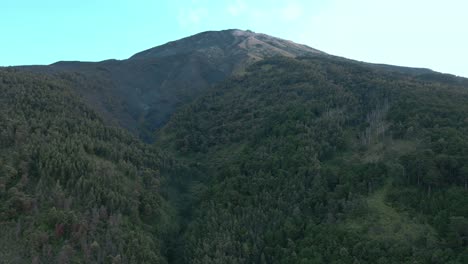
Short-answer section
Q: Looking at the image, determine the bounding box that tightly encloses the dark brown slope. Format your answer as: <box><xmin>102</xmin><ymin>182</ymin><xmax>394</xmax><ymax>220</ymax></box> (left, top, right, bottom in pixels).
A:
<box><xmin>16</xmin><ymin>29</ymin><xmax>323</xmax><ymax>140</ymax></box>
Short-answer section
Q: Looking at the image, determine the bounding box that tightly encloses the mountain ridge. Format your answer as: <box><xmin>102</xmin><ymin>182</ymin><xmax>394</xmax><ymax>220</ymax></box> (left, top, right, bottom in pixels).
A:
<box><xmin>11</xmin><ymin>29</ymin><xmax>467</xmax><ymax>141</ymax></box>
<box><xmin>15</xmin><ymin>29</ymin><xmax>325</xmax><ymax>140</ymax></box>
<box><xmin>130</xmin><ymin>29</ymin><xmax>323</xmax><ymax>60</ymax></box>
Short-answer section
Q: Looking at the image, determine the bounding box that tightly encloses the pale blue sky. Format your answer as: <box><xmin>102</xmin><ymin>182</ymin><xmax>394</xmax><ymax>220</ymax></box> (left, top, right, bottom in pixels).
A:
<box><xmin>1</xmin><ymin>0</ymin><xmax>467</xmax><ymax>77</ymax></box>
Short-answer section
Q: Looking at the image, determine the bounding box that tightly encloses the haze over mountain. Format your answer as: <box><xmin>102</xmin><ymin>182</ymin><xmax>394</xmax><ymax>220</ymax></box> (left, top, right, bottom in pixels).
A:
<box><xmin>2</xmin><ymin>29</ymin><xmax>468</xmax><ymax>263</ymax></box>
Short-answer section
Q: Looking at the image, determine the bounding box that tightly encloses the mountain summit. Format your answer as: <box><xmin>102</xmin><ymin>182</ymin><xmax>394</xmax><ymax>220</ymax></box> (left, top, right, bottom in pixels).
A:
<box><xmin>131</xmin><ymin>29</ymin><xmax>323</xmax><ymax>62</ymax></box>
<box><xmin>18</xmin><ymin>30</ymin><xmax>324</xmax><ymax>138</ymax></box>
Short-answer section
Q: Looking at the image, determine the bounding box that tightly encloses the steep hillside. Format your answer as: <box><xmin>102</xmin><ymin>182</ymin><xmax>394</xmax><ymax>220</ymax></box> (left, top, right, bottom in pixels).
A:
<box><xmin>157</xmin><ymin>56</ymin><xmax>468</xmax><ymax>263</ymax></box>
<box><xmin>0</xmin><ymin>69</ymin><xmax>177</xmax><ymax>263</ymax></box>
<box><xmin>17</xmin><ymin>30</ymin><xmax>323</xmax><ymax>140</ymax></box>
<box><xmin>5</xmin><ymin>29</ymin><xmax>468</xmax><ymax>264</ymax></box>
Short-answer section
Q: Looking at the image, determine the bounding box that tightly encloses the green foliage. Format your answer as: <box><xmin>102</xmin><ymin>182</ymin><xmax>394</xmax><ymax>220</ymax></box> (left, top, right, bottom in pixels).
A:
<box><xmin>0</xmin><ymin>69</ymin><xmax>170</xmax><ymax>263</ymax></box>
<box><xmin>158</xmin><ymin>56</ymin><xmax>468</xmax><ymax>263</ymax></box>
<box><xmin>3</xmin><ymin>53</ymin><xmax>468</xmax><ymax>264</ymax></box>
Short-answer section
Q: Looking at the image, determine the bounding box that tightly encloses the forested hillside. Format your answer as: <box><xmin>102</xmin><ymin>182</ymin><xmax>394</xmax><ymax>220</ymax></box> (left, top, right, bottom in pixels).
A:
<box><xmin>157</xmin><ymin>56</ymin><xmax>468</xmax><ymax>263</ymax></box>
<box><xmin>3</xmin><ymin>30</ymin><xmax>468</xmax><ymax>264</ymax></box>
<box><xmin>0</xmin><ymin>69</ymin><xmax>177</xmax><ymax>263</ymax></box>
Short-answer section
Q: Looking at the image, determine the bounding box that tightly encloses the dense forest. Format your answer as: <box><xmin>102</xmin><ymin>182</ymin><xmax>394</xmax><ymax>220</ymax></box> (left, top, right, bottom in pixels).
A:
<box><xmin>1</xmin><ymin>54</ymin><xmax>468</xmax><ymax>263</ymax></box>
<box><xmin>157</xmin><ymin>56</ymin><xmax>468</xmax><ymax>263</ymax></box>
<box><xmin>0</xmin><ymin>69</ymin><xmax>180</xmax><ymax>263</ymax></box>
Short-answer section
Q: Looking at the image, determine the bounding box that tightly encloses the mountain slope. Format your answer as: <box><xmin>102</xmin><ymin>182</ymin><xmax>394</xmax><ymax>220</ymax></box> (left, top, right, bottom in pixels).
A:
<box><xmin>5</xmin><ymin>29</ymin><xmax>468</xmax><ymax>264</ymax></box>
<box><xmin>17</xmin><ymin>29</ymin><xmax>323</xmax><ymax>140</ymax></box>
<box><xmin>0</xmin><ymin>69</ymin><xmax>176</xmax><ymax>263</ymax></box>
<box><xmin>157</xmin><ymin>56</ymin><xmax>468</xmax><ymax>263</ymax></box>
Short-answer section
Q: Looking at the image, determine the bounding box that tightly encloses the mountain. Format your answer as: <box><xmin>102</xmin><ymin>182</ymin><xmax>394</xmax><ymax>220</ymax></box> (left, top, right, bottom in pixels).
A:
<box><xmin>18</xmin><ymin>29</ymin><xmax>323</xmax><ymax>140</ymax></box>
<box><xmin>3</xmin><ymin>29</ymin><xmax>468</xmax><ymax>263</ymax></box>
<box><xmin>131</xmin><ymin>29</ymin><xmax>322</xmax><ymax>61</ymax></box>
<box><xmin>157</xmin><ymin>56</ymin><xmax>468</xmax><ymax>263</ymax></box>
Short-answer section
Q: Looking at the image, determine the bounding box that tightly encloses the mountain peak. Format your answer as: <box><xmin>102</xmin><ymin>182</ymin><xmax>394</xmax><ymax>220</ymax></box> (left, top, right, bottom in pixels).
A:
<box><xmin>18</xmin><ymin>29</ymin><xmax>326</xmax><ymax>137</ymax></box>
<box><xmin>130</xmin><ymin>29</ymin><xmax>323</xmax><ymax>60</ymax></box>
